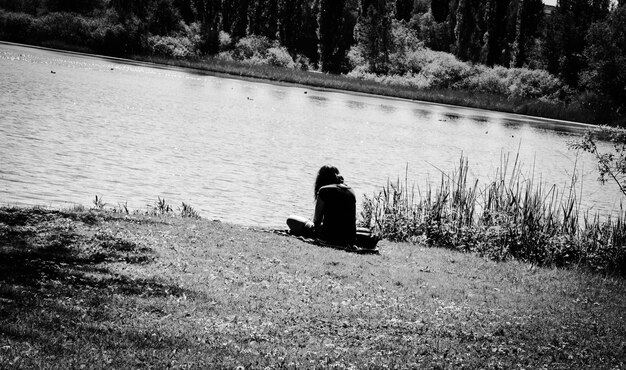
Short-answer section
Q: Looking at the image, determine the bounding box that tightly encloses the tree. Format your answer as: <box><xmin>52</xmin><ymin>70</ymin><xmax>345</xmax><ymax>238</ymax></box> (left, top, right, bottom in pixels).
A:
<box><xmin>247</xmin><ymin>0</ymin><xmax>279</xmax><ymax>39</ymax></box>
<box><xmin>194</xmin><ymin>0</ymin><xmax>222</xmax><ymax>54</ymax></box>
<box><xmin>173</xmin><ymin>0</ymin><xmax>197</xmax><ymax>23</ymax></box>
<box><xmin>582</xmin><ymin>4</ymin><xmax>626</xmax><ymax>113</ymax></box>
<box><xmin>508</xmin><ymin>0</ymin><xmax>544</xmax><ymax>67</ymax></box>
<box><xmin>109</xmin><ymin>0</ymin><xmax>151</xmax><ymax>19</ymax></box>
<box><xmin>570</xmin><ymin>127</ymin><xmax>626</xmax><ymax>196</ymax></box>
<box><xmin>395</xmin><ymin>0</ymin><xmax>414</xmax><ymax>21</ymax></box>
<box><xmin>544</xmin><ymin>0</ymin><xmax>610</xmax><ymax>87</ymax></box>
<box><xmin>149</xmin><ymin>0</ymin><xmax>183</xmax><ymax>35</ymax></box>
<box><xmin>431</xmin><ymin>0</ymin><xmax>450</xmax><ymax>22</ymax></box>
<box><xmin>479</xmin><ymin>0</ymin><xmax>510</xmax><ymax>65</ymax></box>
<box><xmin>278</xmin><ymin>0</ymin><xmax>320</xmax><ymax>64</ymax></box>
<box><xmin>317</xmin><ymin>0</ymin><xmax>357</xmax><ymax>72</ymax></box>
<box><xmin>44</xmin><ymin>0</ymin><xmax>105</xmax><ymax>14</ymax></box>
<box><xmin>453</xmin><ymin>0</ymin><xmax>482</xmax><ymax>61</ymax></box>
<box><xmin>354</xmin><ymin>0</ymin><xmax>395</xmax><ymax>73</ymax></box>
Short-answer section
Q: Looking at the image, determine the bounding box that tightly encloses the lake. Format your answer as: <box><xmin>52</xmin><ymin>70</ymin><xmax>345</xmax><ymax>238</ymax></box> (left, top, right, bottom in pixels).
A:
<box><xmin>0</xmin><ymin>42</ymin><xmax>621</xmax><ymax>228</ymax></box>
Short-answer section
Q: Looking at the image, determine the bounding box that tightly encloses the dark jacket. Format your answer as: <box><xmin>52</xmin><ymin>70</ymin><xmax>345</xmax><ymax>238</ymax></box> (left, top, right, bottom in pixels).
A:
<box><xmin>314</xmin><ymin>183</ymin><xmax>356</xmax><ymax>245</ymax></box>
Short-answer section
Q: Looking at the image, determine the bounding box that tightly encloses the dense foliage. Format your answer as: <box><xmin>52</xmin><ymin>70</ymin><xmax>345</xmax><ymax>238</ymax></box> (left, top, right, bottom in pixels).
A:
<box><xmin>0</xmin><ymin>0</ymin><xmax>624</xmax><ymax>120</ymax></box>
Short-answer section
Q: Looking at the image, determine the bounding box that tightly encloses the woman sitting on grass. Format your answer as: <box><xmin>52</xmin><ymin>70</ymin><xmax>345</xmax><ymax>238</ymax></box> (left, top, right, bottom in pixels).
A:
<box><xmin>287</xmin><ymin>165</ymin><xmax>357</xmax><ymax>246</ymax></box>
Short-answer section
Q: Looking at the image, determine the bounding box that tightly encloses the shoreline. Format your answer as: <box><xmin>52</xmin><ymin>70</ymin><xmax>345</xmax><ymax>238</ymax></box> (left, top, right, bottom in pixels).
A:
<box><xmin>2</xmin><ymin>40</ymin><xmax>598</xmax><ymax>129</ymax></box>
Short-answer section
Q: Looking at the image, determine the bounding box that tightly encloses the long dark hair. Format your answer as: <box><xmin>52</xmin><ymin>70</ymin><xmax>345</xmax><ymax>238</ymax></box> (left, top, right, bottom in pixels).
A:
<box><xmin>314</xmin><ymin>165</ymin><xmax>343</xmax><ymax>199</ymax></box>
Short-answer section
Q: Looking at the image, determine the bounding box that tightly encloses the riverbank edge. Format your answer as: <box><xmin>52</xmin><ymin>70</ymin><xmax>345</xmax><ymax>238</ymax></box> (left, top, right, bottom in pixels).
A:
<box><xmin>1</xmin><ymin>40</ymin><xmax>598</xmax><ymax>129</ymax></box>
<box><xmin>1</xmin><ymin>205</ymin><xmax>625</xmax><ymax>368</ymax></box>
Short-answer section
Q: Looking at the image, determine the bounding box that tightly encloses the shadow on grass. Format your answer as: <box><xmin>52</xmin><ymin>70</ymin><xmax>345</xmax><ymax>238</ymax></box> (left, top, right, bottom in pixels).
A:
<box><xmin>0</xmin><ymin>207</ymin><xmax>196</xmax><ymax>363</ymax></box>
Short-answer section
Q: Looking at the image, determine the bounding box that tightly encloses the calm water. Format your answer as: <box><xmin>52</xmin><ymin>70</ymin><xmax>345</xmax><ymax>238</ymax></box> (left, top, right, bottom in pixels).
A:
<box><xmin>0</xmin><ymin>43</ymin><xmax>621</xmax><ymax>227</ymax></box>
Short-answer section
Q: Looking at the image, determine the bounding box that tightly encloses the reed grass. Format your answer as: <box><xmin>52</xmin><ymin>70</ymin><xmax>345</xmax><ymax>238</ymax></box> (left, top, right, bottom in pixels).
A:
<box><xmin>361</xmin><ymin>154</ymin><xmax>626</xmax><ymax>275</ymax></box>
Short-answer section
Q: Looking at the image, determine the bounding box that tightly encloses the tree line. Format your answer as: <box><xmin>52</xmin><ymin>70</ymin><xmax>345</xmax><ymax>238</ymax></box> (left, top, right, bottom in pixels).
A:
<box><xmin>1</xmin><ymin>0</ymin><xmax>624</xmax><ymax>115</ymax></box>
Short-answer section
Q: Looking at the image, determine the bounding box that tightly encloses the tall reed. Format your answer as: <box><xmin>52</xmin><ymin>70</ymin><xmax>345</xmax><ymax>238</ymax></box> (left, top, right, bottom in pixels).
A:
<box><xmin>361</xmin><ymin>154</ymin><xmax>626</xmax><ymax>275</ymax></box>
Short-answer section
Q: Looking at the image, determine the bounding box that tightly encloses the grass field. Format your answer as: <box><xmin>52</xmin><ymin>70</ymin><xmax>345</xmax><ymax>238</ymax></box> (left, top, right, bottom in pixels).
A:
<box><xmin>0</xmin><ymin>206</ymin><xmax>625</xmax><ymax>369</ymax></box>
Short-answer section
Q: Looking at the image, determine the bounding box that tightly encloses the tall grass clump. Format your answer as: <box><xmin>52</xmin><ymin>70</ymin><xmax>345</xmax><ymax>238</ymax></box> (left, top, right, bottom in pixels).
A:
<box><xmin>362</xmin><ymin>154</ymin><xmax>626</xmax><ymax>275</ymax></box>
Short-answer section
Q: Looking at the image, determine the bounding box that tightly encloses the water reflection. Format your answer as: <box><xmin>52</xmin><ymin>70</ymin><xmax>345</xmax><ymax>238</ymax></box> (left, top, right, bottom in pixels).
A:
<box><xmin>346</xmin><ymin>100</ymin><xmax>366</xmax><ymax>110</ymax></box>
<box><xmin>307</xmin><ymin>94</ymin><xmax>328</xmax><ymax>106</ymax></box>
<box><xmin>379</xmin><ymin>104</ymin><xmax>397</xmax><ymax>113</ymax></box>
<box><xmin>412</xmin><ymin>108</ymin><xmax>432</xmax><ymax>119</ymax></box>
<box><xmin>469</xmin><ymin>115</ymin><xmax>489</xmax><ymax>123</ymax></box>
<box><xmin>270</xmin><ymin>88</ymin><xmax>288</xmax><ymax>100</ymax></box>
<box><xmin>443</xmin><ymin>113</ymin><xmax>462</xmax><ymax>121</ymax></box>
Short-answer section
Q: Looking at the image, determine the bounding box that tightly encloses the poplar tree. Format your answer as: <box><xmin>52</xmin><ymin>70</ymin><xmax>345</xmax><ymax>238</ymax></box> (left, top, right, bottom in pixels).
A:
<box><xmin>318</xmin><ymin>0</ymin><xmax>349</xmax><ymax>72</ymax></box>
<box><xmin>430</xmin><ymin>0</ymin><xmax>450</xmax><ymax>22</ymax></box>
<box><xmin>194</xmin><ymin>0</ymin><xmax>222</xmax><ymax>54</ymax></box>
<box><xmin>354</xmin><ymin>0</ymin><xmax>395</xmax><ymax>73</ymax></box>
<box><xmin>278</xmin><ymin>0</ymin><xmax>319</xmax><ymax>63</ymax></box>
<box><xmin>395</xmin><ymin>0</ymin><xmax>414</xmax><ymax>21</ymax></box>
<box><xmin>508</xmin><ymin>0</ymin><xmax>543</xmax><ymax>67</ymax></box>
<box><xmin>228</xmin><ymin>0</ymin><xmax>250</xmax><ymax>38</ymax></box>
<box><xmin>453</xmin><ymin>0</ymin><xmax>482</xmax><ymax>61</ymax></box>
<box><xmin>247</xmin><ymin>0</ymin><xmax>279</xmax><ymax>38</ymax></box>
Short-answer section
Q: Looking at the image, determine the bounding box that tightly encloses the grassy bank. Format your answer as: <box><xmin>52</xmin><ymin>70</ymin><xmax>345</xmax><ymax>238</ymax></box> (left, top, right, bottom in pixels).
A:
<box><xmin>1</xmin><ymin>206</ymin><xmax>625</xmax><ymax>368</ymax></box>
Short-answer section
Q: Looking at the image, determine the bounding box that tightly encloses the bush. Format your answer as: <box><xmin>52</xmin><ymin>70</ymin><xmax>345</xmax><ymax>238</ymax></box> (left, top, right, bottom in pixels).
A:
<box><xmin>88</xmin><ymin>18</ymin><xmax>127</xmax><ymax>54</ymax></box>
<box><xmin>418</xmin><ymin>50</ymin><xmax>474</xmax><ymax>88</ymax></box>
<box><xmin>0</xmin><ymin>10</ymin><xmax>34</xmax><ymax>42</ymax></box>
<box><xmin>266</xmin><ymin>46</ymin><xmax>295</xmax><ymax>68</ymax></box>
<box><xmin>218</xmin><ymin>30</ymin><xmax>232</xmax><ymax>51</ymax></box>
<box><xmin>146</xmin><ymin>34</ymin><xmax>196</xmax><ymax>58</ymax></box>
<box><xmin>462</xmin><ymin>65</ymin><xmax>510</xmax><ymax>95</ymax></box>
<box><xmin>350</xmin><ymin>47</ymin><xmax>475</xmax><ymax>89</ymax></box>
<box><xmin>222</xmin><ymin>35</ymin><xmax>297</xmax><ymax>69</ymax></box>
<box><xmin>293</xmin><ymin>54</ymin><xmax>311</xmax><ymax>71</ymax></box>
<box><xmin>463</xmin><ymin>65</ymin><xmax>563</xmax><ymax>100</ymax></box>
<box><xmin>230</xmin><ymin>35</ymin><xmax>273</xmax><ymax>60</ymax></box>
<box><xmin>30</xmin><ymin>12</ymin><xmax>91</xmax><ymax>45</ymax></box>
<box><xmin>346</xmin><ymin>45</ymin><xmax>366</xmax><ymax>71</ymax></box>
<box><xmin>505</xmin><ymin>67</ymin><xmax>563</xmax><ymax>100</ymax></box>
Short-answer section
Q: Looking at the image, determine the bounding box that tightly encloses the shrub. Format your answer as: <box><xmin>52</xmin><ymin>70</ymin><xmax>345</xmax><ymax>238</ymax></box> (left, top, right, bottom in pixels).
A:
<box><xmin>347</xmin><ymin>45</ymin><xmax>366</xmax><ymax>70</ymax></box>
<box><xmin>266</xmin><ymin>46</ymin><xmax>295</xmax><ymax>68</ymax></box>
<box><xmin>218</xmin><ymin>30</ymin><xmax>232</xmax><ymax>51</ymax></box>
<box><xmin>224</xmin><ymin>35</ymin><xmax>296</xmax><ymax>69</ymax></box>
<box><xmin>293</xmin><ymin>54</ymin><xmax>311</xmax><ymax>71</ymax></box>
<box><xmin>505</xmin><ymin>67</ymin><xmax>563</xmax><ymax>100</ymax></box>
<box><xmin>146</xmin><ymin>34</ymin><xmax>196</xmax><ymax>58</ymax></box>
<box><xmin>350</xmin><ymin>48</ymin><xmax>475</xmax><ymax>89</ymax></box>
<box><xmin>0</xmin><ymin>10</ymin><xmax>34</xmax><ymax>42</ymax></box>
<box><xmin>418</xmin><ymin>51</ymin><xmax>474</xmax><ymax>88</ymax></box>
<box><xmin>462</xmin><ymin>65</ymin><xmax>510</xmax><ymax>95</ymax></box>
<box><xmin>30</xmin><ymin>12</ymin><xmax>91</xmax><ymax>45</ymax></box>
<box><xmin>230</xmin><ymin>35</ymin><xmax>273</xmax><ymax>61</ymax></box>
<box><xmin>88</xmin><ymin>19</ymin><xmax>132</xmax><ymax>55</ymax></box>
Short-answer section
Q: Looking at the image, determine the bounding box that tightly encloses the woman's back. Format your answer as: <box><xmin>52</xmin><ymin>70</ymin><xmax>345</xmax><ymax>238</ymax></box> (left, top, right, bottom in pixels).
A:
<box><xmin>316</xmin><ymin>183</ymin><xmax>356</xmax><ymax>245</ymax></box>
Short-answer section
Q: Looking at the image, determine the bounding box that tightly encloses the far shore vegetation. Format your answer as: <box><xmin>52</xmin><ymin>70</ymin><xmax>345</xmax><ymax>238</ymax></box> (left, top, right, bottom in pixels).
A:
<box><xmin>1</xmin><ymin>0</ymin><xmax>625</xmax><ymax>125</ymax></box>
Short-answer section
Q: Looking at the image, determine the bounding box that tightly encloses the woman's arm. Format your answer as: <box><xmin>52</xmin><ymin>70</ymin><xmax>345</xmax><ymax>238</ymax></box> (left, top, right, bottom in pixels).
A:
<box><xmin>313</xmin><ymin>197</ymin><xmax>325</xmax><ymax>228</ymax></box>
